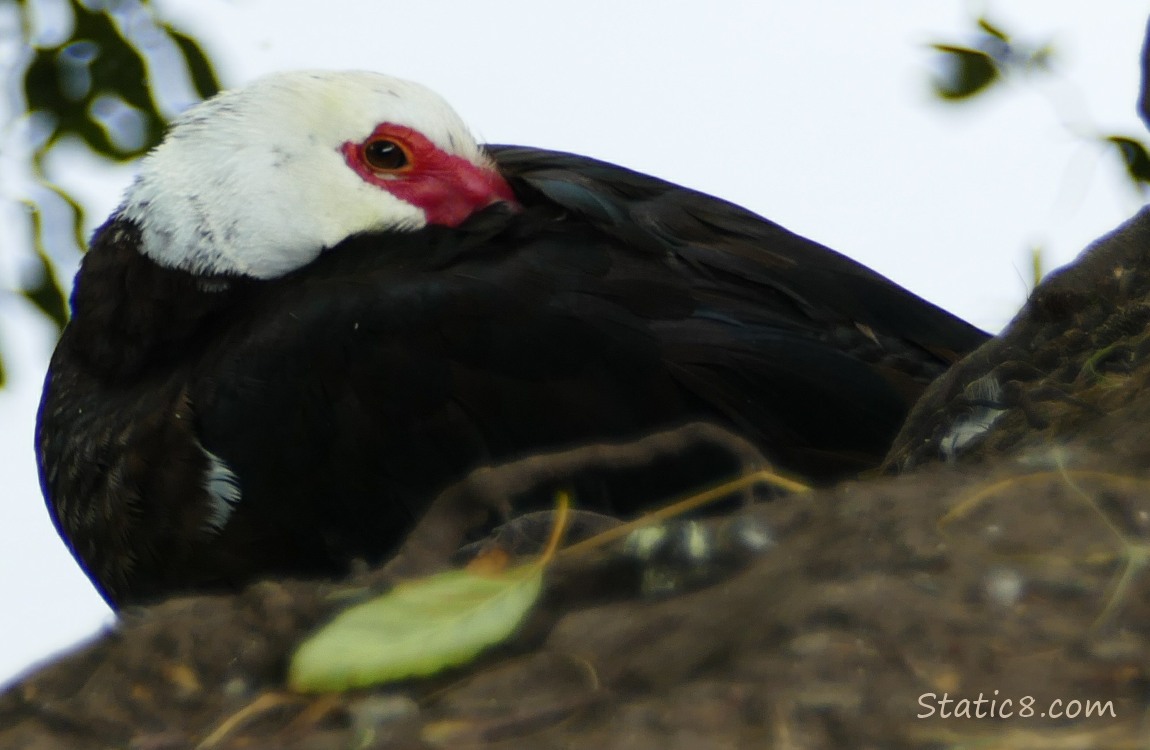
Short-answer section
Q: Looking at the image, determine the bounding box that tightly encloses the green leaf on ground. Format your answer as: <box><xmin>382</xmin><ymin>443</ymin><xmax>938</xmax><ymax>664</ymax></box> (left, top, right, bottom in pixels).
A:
<box><xmin>289</xmin><ymin>563</ymin><xmax>544</xmax><ymax>693</ymax></box>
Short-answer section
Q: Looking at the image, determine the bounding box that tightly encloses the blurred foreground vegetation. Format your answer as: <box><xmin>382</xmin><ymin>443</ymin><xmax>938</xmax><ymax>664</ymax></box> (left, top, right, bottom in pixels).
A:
<box><xmin>1</xmin><ymin>0</ymin><xmax>219</xmax><ymax>385</ymax></box>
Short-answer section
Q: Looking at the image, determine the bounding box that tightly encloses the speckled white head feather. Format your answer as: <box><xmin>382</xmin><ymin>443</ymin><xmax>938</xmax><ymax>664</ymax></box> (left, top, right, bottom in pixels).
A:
<box><xmin>120</xmin><ymin>70</ymin><xmax>493</xmax><ymax>279</ymax></box>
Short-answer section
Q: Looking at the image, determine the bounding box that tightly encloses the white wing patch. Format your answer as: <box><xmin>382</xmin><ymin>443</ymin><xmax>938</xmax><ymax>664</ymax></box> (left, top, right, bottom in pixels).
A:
<box><xmin>202</xmin><ymin>448</ymin><xmax>242</xmax><ymax>532</ymax></box>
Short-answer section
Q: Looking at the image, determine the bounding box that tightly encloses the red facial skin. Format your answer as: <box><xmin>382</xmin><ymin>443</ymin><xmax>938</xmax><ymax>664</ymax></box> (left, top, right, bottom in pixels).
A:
<box><xmin>341</xmin><ymin>123</ymin><xmax>519</xmax><ymax>227</ymax></box>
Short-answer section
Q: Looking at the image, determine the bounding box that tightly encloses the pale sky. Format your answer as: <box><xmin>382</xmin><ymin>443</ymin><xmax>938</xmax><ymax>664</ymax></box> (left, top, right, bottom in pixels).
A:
<box><xmin>1</xmin><ymin>1</ymin><xmax>1147</xmax><ymax>685</ymax></box>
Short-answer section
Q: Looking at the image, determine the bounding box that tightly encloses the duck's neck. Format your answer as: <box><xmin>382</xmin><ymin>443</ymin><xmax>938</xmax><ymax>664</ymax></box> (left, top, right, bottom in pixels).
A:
<box><xmin>64</xmin><ymin>216</ymin><xmax>252</xmax><ymax>382</ymax></box>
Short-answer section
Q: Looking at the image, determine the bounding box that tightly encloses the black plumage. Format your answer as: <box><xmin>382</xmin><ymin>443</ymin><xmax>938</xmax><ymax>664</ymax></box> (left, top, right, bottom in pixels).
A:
<box><xmin>38</xmin><ymin>143</ymin><xmax>988</xmax><ymax>608</ymax></box>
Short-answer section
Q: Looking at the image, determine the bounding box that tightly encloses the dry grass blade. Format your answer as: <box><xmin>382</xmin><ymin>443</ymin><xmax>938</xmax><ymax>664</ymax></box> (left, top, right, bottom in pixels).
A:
<box><xmin>558</xmin><ymin>468</ymin><xmax>809</xmax><ymax>560</ymax></box>
<box><xmin>195</xmin><ymin>692</ymin><xmax>303</xmax><ymax>749</ymax></box>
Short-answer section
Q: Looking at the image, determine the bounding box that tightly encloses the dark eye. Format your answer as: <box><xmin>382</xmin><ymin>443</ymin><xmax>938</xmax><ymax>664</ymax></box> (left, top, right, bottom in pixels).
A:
<box><xmin>363</xmin><ymin>139</ymin><xmax>409</xmax><ymax>171</ymax></box>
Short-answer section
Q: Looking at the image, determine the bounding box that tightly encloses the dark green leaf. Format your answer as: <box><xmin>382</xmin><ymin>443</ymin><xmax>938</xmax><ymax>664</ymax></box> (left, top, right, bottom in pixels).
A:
<box><xmin>931</xmin><ymin>45</ymin><xmax>1000</xmax><ymax>100</ymax></box>
<box><xmin>21</xmin><ymin>199</ymin><xmax>72</xmax><ymax>331</ymax></box>
<box><xmin>165</xmin><ymin>26</ymin><xmax>222</xmax><ymax>100</ymax></box>
<box><xmin>21</xmin><ymin>263</ymin><xmax>69</xmax><ymax>333</ymax></box>
<box><xmin>1106</xmin><ymin>136</ymin><xmax>1150</xmax><ymax>190</ymax></box>
<box><xmin>27</xmin><ymin>168</ymin><xmax>89</xmax><ymax>253</ymax></box>
<box><xmin>24</xmin><ymin>0</ymin><xmax>163</xmax><ymax>160</ymax></box>
<box><xmin>4</xmin><ymin>0</ymin><xmax>224</xmax><ymax>387</ymax></box>
<box><xmin>1029</xmin><ymin>44</ymin><xmax>1055</xmax><ymax>72</ymax></box>
<box><xmin>929</xmin><ymin>16</ymin><xmax>1053</xmax><ymax>102</ymax></box>
<box><xmin>977</xmin><ymin>17</ymin><xmax>1011</xmax><ymax>43</ymax></box>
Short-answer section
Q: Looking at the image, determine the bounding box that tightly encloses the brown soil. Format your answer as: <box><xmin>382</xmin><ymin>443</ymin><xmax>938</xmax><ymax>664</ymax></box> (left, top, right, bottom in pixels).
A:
<box><xmin>5</xmin><ymin>210</ymin><xmax>1150</xmax><ymax>750</ymax></box>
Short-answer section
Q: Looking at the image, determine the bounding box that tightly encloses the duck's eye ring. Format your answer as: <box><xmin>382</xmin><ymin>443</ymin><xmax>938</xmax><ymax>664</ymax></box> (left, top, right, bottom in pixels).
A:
<box><xmin>363</xmin><ymin>139</ymin><xmax>410</xmax><ymax>171</ymax></box>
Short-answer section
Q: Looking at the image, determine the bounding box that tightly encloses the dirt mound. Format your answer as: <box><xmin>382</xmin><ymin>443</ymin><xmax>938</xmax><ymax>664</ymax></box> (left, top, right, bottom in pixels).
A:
<box><xmin>5</xmin><ymin>211</ymin><xmax>1150</xmax><ymax>749</ymax></box>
